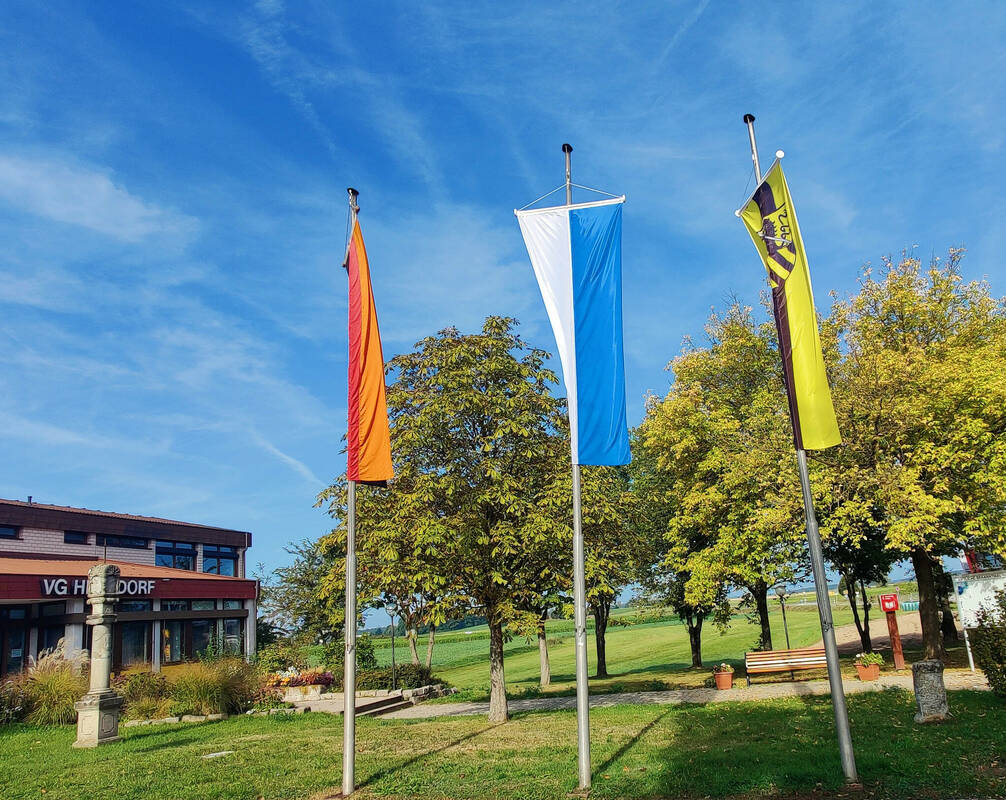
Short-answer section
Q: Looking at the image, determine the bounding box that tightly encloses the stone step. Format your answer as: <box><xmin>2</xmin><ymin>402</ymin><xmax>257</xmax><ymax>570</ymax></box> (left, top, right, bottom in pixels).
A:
<box><xmin>358</xmin><ymin>697</ymin><xmax>414</xmax><ymax>717</ymax></box>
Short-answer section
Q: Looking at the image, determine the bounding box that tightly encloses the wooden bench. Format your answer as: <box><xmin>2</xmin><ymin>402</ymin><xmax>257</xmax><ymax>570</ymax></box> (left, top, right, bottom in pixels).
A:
<box><xmin>744</xmin><ymin>647</ymin><xmax>827</xmax><ymax>685</ymax></box>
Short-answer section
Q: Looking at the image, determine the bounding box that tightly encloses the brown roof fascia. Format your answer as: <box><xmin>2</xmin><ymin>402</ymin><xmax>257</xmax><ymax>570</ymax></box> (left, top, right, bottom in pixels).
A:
<box><xmin>0</xmin><ymin>501</ymin><xmax>251</xmax><ymax>548</ymax></box>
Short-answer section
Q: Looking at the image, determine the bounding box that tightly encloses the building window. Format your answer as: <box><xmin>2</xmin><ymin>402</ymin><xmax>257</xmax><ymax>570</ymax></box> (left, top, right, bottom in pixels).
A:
<box><xmin>162</xmin><ymin>620</ymin><xmax>187</xmax><ymax>664</ymax></box>
<box><xmin>155</xmin><ymin>541</ymin><xmax>196</xmax><ymax>570</ymax></box>
<box><xmin>63</xmin><ymin>531</ymin><xmax>88</xmax><ymax>545</ymax></box>
<box><xmin>119</xmin><ymin>622</ymin><xmax>151</xmax><ymax>667</ymax></box>
<box><xmin>40</xmin><ymin>601</ymin><xmax>66</xmax><ymax>617</ymax></box>
<box><xmin>191</xmin><ymin>620</ymin><xmax>213</xmax><ymax>656</ymax></box>
<box><xmin>0</xmin><ymin>526</ymin><xmax>18</xmax><ymax>539</ymax></box>
<box><xmin>95</xmin><ymin>534</ymin><xmax>148</xmax><ymax>550</ymax></box>
<box><xmin>202</xmin><ymin>545</ymin><xmax>238</xmax><ymax>576</ymax></box>
<box><xmin>222</xmin><ymin>599</ymin><xmax>242</xmax><ymax>610</ymax></box>
<box><xmin>118</xmin><ymin>600</ymin><xmax>153</xmax><ymax>613</ymax></box>
<box><xmin>222</xmin><ymin>619</ymin><xmax>243</xmax><ymax>654</ymax></box>
<box><xmin>39</xmin><ymin>625</ymin><xmax>65</xmax><ymax>654</ymax></box>
<box><xmin>161</xmin><ymin>600</ymin><xmax>190</xmax><ymax>612</ymax></box>
<box><xmin>192</xmin><ymin>600</ymin><xmax>215</xmax><ymax>611</ymax></box>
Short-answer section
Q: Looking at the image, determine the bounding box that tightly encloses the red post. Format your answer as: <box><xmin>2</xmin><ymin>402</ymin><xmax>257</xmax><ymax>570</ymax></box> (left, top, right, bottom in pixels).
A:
<box><xmin>880</xmin><ymin>594</ymin><xmax>905</xmax><ymax>670</ymax></box>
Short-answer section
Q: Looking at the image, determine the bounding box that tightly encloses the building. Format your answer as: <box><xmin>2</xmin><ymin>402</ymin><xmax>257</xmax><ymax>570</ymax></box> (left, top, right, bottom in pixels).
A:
<box><xmin>0</xmin><ymin>498</ymin><xmax>257</xmax><ymax>675</ymax></box>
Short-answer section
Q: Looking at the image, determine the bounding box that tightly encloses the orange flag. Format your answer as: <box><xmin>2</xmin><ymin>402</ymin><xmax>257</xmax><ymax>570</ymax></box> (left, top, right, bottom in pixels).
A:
<box><xmin>345</xmin><ymin>218</ymin><xmax>393</xmax><ymax>484</ymax></box>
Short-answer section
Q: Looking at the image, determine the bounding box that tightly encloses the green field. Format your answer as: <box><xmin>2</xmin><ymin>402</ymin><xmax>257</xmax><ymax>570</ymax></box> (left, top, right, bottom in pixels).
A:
<box><xmin>371</xmin><ymin>600</ymin><xmax>866</xmax><ymax>697</ymax></box>
<box><xmin>2</xmin><ymin>690</ymin><xmax>1002</xmax><ymax>799</ymax></box>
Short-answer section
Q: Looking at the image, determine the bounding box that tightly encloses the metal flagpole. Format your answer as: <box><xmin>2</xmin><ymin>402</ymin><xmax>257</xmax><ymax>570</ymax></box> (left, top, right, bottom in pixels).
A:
<box><xmin>742</xmin><ymin>114</ymin><xmax>859</xmax><ymax>786</ymax></box>
<box><xmin>564</xmin><ymin>142</ymin><xmax>592</xmax><ymax>792</ymax></box>
<box><xmin>342</xmin><ymin>188</ymin><xmax>360</xmax><ymax>798</ymax></box>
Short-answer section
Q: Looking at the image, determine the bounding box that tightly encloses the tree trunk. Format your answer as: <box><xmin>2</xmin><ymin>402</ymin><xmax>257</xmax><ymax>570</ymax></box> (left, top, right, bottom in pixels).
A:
<box><xmin>537</xmin><ymin>610</ymin><xmax>551</xmax><ymax>688</ymax></box>
<box><xmin>593</xmin><ymin>598</ymin><xmax>611</xmax><ymax>679</ymax></box>
<box><xmin>912</xmin><ymin>547</ymin><xmax>945</xmax><ymax>660</ymax></box>
<box><xmin>933</xmin><ymin>561</ymin><xmax>960</xmax><ymax>643</ymax></box>
<box><xmin>687</xmin><ymin>614</ymin><xmax>703</xmax><ymax>668</ymax></box>
<box><xmin>845</xmin><ymin>572</ymin><xmax>866</xmax><ymax>649</ymax></box>
<box><xmin>407</xmin><ymin>628</ymin><xmax>420</xmax><ymax>666</ymax></box>
<box><xmin>752</xmin><ymin>583</ymin><xmax>773</xmax><ymax>650</ymax></box>
<box><xmin>424</xmin><ymin>625</ymin><xmax>436</xmax><ymax>671</ymax></box>
<box><xmin>858</xmin><ymin>579</ymin><xmax>873</xmax><ymax>652</ymax></box>
<box><xmin>488</xmin><ymin>618</ymin><xmax>509</xmax><ymax>723</ymax></box>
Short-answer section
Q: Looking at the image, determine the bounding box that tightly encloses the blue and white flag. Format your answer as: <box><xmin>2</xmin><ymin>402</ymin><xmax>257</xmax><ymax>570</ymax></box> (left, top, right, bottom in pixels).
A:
<box><xmin>516</xmin><ymin>197</ymin><xmax>630</xmax><ymax>466</ymax></box>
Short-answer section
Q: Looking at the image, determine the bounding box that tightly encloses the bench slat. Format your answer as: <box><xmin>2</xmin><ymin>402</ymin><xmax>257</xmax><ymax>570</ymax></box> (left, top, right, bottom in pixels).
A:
<box><xmin>744</xmin><ymin>647</ymin><xmax>827</xmax><ymax>676</ymax></box>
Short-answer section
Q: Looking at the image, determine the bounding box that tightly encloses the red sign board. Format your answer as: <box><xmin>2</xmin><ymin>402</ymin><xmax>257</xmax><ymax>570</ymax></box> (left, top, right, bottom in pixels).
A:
<box><xmin>880</xmin><ymin>593</ymin><xmax>899</xmax><ymax>612</ymax></box>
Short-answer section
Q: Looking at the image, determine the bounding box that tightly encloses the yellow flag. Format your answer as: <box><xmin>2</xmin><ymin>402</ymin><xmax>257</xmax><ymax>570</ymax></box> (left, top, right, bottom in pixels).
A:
<box><xmin>739</xmin><ymin>161</ymin><xmax>840</xmax><ymax>450</ymax></box>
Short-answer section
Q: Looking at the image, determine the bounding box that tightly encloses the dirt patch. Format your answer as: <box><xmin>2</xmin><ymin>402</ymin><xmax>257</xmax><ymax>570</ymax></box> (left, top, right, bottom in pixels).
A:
<box><xmin>812</xmin><ymin>613</ymin><xmax>933</xmax><ymax>655</ymax></box>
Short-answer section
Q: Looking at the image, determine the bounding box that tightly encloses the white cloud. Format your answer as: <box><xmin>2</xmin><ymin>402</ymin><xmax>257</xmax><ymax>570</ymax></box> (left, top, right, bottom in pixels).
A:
<box><xmin>0</xmin><ymin>154</ymin><xmax>197</xmax><ymax>242</ymax></box>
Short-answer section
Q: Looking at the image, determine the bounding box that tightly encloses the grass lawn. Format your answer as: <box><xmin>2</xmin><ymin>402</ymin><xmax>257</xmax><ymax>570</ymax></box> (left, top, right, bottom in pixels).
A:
<box><xmin>423</xmin><ymin>603</ymin><xmax>862</xmax><ymax>700</ymax></box>
<box><xmin>2</xmin><ymin>690</ymin><xmax>1003</xmax><ymax>799</ymax></box>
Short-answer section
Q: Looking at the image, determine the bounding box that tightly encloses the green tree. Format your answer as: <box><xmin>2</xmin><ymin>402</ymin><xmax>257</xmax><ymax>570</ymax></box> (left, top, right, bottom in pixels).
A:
<box><xmin>325</xmin><ymin>317</ymin><xmax>569</xmax><ymax>723</ymax></box>
<box><xmin>825</xmin><ymin>250</ymin><xmax>1006</xmax><ymax>658</ymax></box>
<box><xmin>258</xmin><ymin>539</ymin><xmax>342</xmax><ymax>642</ymax></box>
<box><xmin>631</xmin><ymin>425</ymin><xmax>728</xmax><ymax>668</ymax></box>
<box><xmin>643</xmin><ymin>303</ymin><xmax>808</xmax><ymax>651</ymax></box>
<box><xmin>316</xmin><ymin>476</ymin><xmax>454</xmax><ymax>670</ymax></box>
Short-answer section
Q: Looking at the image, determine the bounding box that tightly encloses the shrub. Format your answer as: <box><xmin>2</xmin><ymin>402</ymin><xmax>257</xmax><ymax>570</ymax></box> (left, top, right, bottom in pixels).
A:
<box><xmin>856</xmin><ymin>652</ymin><xmax>884</xmax><ymax>667</ymax></box>
<box><xmin>169</xmin><ymin>657</ymin><xmax>263</xmax><ymax>716</ymax></box>
<box><xmin>350</xmin><ymin>664</ymin><xmax>437</xmax><ymax>690</ymax></box>
<box><xmin>972</xmin><ymin>588</ymin><xmax>1006</xmax><ymax>698</ymax></box>
<box><xmin>256</xmin><ymin>640</ymin><xmax>309</xmax><ymax>673</ymax></box>
<box><xmin>0</xmin><ymin>680</ymin><xmax>29</xmax><ymax>725</ymax></box>
<box><xmin>18</xmin><ymin>650</ymin><xmax>89</xmax><ymax>725</ymax></box>
<box><xmin>319</xmin><ymin>634</ymin><xmax>378</xmax><ymax>671</ymax></box>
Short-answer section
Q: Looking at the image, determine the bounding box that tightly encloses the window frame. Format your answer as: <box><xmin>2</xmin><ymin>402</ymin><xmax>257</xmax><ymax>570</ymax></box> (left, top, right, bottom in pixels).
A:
<box><xmin>63</xmin><ymin>531</ymin><xmax>89</xmax><ymax>545</ymax></box>
<box><xmin>155</xmin><ymin>540</ymin><xmax>196</xmax><ymax>570</ymax></box>
<box><xmin>0</xmin><ymin>525</ymin><xmax>19</xmax><ymax>540</ymax></box>
<box><xmin>202</xmin><ymin>545</ymin><xmax>238</xmax><ymax>576</ymax></box>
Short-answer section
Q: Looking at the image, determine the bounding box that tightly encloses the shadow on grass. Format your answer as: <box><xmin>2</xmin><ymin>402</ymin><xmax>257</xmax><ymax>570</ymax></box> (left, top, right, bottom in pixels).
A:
<box><xmin>359</xmin><ymin>724</ymin><xmax>491</xmax><ymax>789</ymax></box>
<box><xmin>594</xmin><ymin>707</ymin><xmax>673</xmax><ymax>779</ymax></box>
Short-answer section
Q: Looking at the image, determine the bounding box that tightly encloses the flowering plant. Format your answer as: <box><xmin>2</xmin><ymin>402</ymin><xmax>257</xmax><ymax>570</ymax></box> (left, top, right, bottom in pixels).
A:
<box><xmin>266</xmin><ymin>668</ymin><xmax>335</xmax><ymax>688</ymax></box>
<box><xmin>712</xmin><ymin>663</ymin><xmax>734</xmax><ymax>674</ymax></box>
<box><xmin>855</xmin><ymin>652</ymin><xmax>884</xmax><ymax>667</ymax></box>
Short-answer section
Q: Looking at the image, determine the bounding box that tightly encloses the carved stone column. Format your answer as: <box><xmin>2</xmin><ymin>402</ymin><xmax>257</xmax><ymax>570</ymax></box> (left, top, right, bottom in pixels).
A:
<box><xmin>74</xmin><ymin>564</ymin><xmax>124</xmax><ymax>748</ymax></box>
<box><xmin>912</xmin><ymin>659</ymin><xmax>950</xmax><ymax>723</ymax></box>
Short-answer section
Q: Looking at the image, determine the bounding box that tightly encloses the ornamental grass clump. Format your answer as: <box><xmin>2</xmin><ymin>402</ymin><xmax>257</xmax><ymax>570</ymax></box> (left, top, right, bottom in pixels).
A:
<box><xmin>169</xmin><ymin>657</ymin><xmax>263</xmax><ymax>716</ymax></box>
<box><xmin>113</xmin><ymin>669</ymin><xmax>171</xmax><ymax>720</ymax></box>
<box><xmin>17</xmin><ymin>649</ymin><xmax>89</xmax><ymax>725</ymax></box>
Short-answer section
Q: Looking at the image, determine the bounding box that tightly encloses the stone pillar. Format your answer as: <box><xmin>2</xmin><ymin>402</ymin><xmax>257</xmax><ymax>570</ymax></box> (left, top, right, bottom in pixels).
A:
<box><xmin>912</xmin><ymin>659</ymin><xmax>950</xmax><ymax>723</ymax></box>
<box><xmin>74</xmin><ymin>564</ymin><xmax>124</xmax><ymax>748</ymax></box>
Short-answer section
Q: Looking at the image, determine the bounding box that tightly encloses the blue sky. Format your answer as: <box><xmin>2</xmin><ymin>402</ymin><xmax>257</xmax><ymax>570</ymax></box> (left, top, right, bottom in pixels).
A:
<box><xmin>3</xmin><ymin>1</ymin><xmax>1005</xmax><ymax>582</ymax></box>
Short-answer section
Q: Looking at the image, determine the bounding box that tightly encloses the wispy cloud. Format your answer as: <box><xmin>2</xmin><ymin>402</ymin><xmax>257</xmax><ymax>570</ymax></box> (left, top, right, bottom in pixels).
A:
<box><xmin>247</xmin><ymin>429</ymin><xmax>324</xmax><ymax>486</ymax></box>
<box><xmin>0</xmin><ymin>154</ymin><xmax>197</xmax><ymax>242</ymax></box>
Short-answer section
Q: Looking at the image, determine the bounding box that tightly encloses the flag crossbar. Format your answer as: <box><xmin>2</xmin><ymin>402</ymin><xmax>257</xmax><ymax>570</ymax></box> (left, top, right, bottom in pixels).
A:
<box><xmin>514</xmin><ymin>195</ymin><xmax>625</xmax><ymax>216</ymax></box>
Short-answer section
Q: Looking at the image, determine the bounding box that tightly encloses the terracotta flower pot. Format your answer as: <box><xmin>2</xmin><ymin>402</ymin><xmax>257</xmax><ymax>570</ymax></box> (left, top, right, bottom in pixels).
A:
<box><xmin>714</xmin><ymin>671</ymin><xmax>734</xmax><ymax>690</ymax></box>
<box><xmin>856</xmin><ymin>663</ymin><xmax>880</xmax><ymax>681</ymax></box>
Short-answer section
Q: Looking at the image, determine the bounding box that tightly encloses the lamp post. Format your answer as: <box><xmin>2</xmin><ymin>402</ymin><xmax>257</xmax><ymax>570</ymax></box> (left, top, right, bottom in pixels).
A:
<box><xmin>384</xmin><ymin>602</ymin><xmax>397</xmax><ymax>691</ymax></box>
<box><xmin>776</xmin><ymin>586</ymin><xmax>791</xmax><ymax>650</ymax></box>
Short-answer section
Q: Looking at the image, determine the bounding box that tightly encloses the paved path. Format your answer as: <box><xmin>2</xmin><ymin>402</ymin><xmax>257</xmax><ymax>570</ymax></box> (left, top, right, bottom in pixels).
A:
<box><xmin>383</xmin><ymin>670</ymin><xmax>988</xmax><ymax>720</ymax></box>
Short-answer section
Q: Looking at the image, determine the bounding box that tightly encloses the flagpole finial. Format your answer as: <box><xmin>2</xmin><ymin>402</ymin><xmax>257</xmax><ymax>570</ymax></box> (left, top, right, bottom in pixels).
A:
<box><xmin>347</xmin><ymin>187</ymin><xmax>359</xmax><ymax>214</ymax></box>
<box><xmin>743</xmin><ymin>113</ymin><xmax>755</xmax><ymax>124</ymax></box>
<box><xmin>776</xmin><ymin>150</ymin><xmax>785</xmax><ymax>159</ymax></box>
<box><xmin>562</xmin><ymin>143</ymin><xmax>572</xmax><ymax>154</ymax></box>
